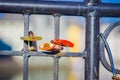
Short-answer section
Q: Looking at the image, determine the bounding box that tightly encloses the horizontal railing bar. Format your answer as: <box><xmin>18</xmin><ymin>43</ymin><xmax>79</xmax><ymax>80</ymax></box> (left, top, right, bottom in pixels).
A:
<box><xmin>0</xmin><ymin>0</ymin><xmax>120</xmax><ymax>17</ymax></box>
<box><xmin>59</xmin><ymin>52</ymin><xmax>86</xmax><ymax>57</ymax></box>
<box><xmin>0</xmin><ymin>51</ymin><xmax>23</xmax><ymax>56</ymax></box>
<box><xmin>0</xmin><ymin>51</ymin><xmax>86</xmax><ymax>57</ymax></box>
<box><xmin>0</xmin><ymin>1</ymin><xmax>85</xmax><ymax>16</ymax></box>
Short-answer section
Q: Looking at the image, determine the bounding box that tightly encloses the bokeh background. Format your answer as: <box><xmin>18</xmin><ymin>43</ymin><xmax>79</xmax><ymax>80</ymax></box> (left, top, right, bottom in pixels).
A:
<box><xmin>0</xmin><ymin>0</ymin><xmax>120</xmax><ymax>80</ymax></box>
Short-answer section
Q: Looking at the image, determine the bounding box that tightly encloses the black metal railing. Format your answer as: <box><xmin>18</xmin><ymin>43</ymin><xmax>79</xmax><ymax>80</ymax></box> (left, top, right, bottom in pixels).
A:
<box><xmin>0</xmin><ymin>0</ymin><xmax>120</xmax><ymax>80</ymax></box>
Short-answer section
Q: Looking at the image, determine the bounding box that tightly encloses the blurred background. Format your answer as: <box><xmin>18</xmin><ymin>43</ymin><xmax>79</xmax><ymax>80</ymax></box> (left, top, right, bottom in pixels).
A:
<box><xmin>0</xmin><ymin>0</ymin><xmax>120</xmax><ymax>80</ymax></box>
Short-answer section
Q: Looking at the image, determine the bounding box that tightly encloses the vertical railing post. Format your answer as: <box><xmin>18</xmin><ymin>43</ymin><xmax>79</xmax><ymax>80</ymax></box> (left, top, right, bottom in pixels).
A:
<box><xmin>23</xmin><ymin>13</ymin><xmax>30</xmax><ymax>80</ymax></box>
<box><xmin>84</xmin><ymin>0</ymin><xmax>101</xmax><ymax>80</ymax></box>
<box><xmin>24</xmin><ymin>14</ymin><xmax>29</xmax><ymax>48</ymax></box>
<box><xmin>84</xmin><ymin>0</ymin><xmax>101</xmax><ymax>5</ymax></box>
<box><xmin>84</xmin><ymin>4</ymin><xmax>100</xmax><ymax>80</ymax></box>
<box><xmin>53</xmin><ymin>14</ymin><xmax>60</xmax><ymax>80</ymax></box>
<box><xmin>53</xmin><ymin>57</ymin><xmax>59</xmax><ymax>80</ymax></box>
<box><xmin>54</xmin><ymin>14</ymin><xmax>60</xmax><ymax>39</ymax></box>
<box><xmin>85</xmin><ymin>10</ymin><xmax>100</xmax><ymax>80</ymax></box>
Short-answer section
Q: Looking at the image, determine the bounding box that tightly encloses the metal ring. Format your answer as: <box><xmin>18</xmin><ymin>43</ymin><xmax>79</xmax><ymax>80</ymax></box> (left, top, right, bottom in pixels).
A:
<box><xmin>100</xmin><ymin>20</ymin><xmax>120</xmax><ymax>74</ymax></box>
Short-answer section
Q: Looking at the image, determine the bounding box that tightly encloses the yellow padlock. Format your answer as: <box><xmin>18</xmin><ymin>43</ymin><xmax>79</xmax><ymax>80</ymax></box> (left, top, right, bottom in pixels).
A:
<box><xmin>20</xmin><ymin>31</ymin><xmax>42</xmax><ymax>51</ymax></box>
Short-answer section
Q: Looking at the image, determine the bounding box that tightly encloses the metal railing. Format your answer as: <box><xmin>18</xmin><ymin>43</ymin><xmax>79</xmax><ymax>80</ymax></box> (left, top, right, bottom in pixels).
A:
<box><xmin>0</xmin><ymin>0</ymin><xmax>120</xmax><ymax>80</ymax></box>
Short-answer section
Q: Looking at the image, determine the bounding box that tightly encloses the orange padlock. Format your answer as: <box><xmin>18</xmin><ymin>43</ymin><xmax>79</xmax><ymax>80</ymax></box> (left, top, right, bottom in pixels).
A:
<box><xmin>112</xmin><ymin>75</ymin><xmax>120</xmax><ymax>80</ymax></box>
<box><xmin>39</xmin><ymin>43</ymin><xmax>63</xmax><ymax>52</ymax></box>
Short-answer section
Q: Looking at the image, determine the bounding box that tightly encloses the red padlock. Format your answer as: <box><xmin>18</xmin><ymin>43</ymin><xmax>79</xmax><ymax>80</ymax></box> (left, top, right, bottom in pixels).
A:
<box><xmin>50</xmin><ymin>39</ymin><xmax>74</xmax><ymax>47</ymax></box>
